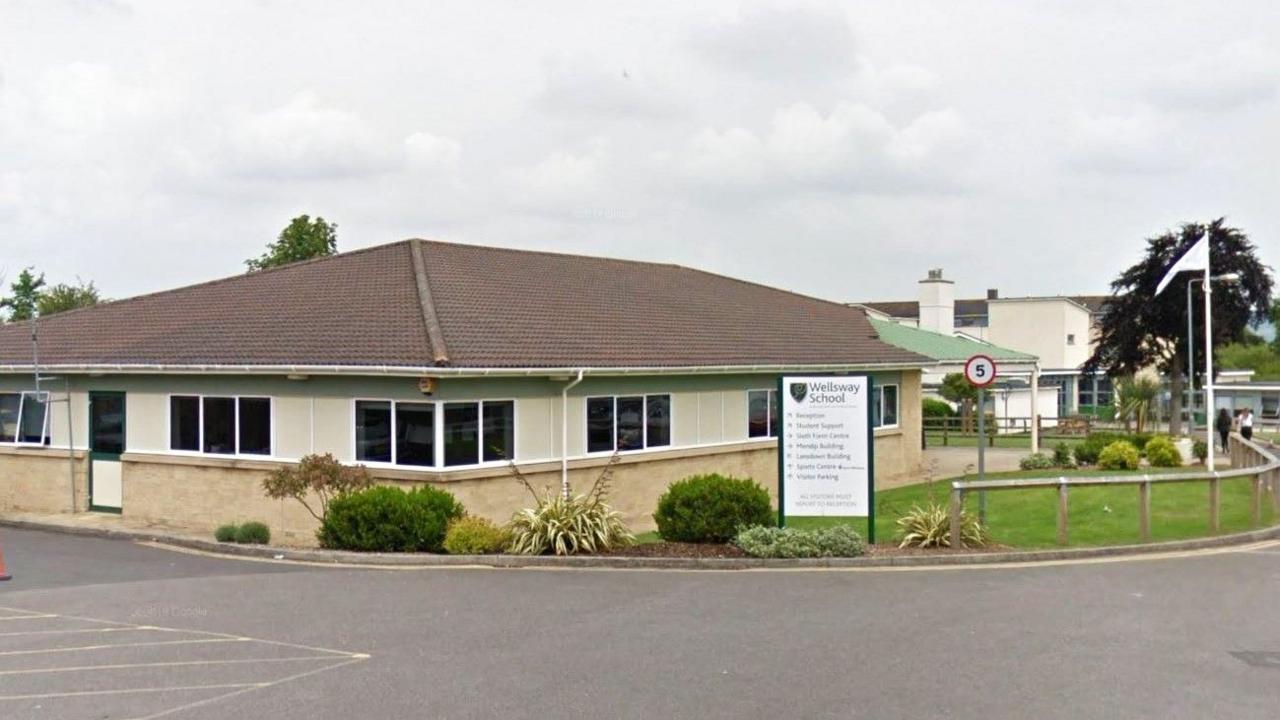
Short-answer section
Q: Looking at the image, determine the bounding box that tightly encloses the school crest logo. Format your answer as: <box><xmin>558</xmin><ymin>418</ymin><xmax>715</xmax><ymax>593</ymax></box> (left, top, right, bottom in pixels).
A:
<box><xmin>789</xmin><ymin>382</ymin><xmax>808</xmax><ymax>403</ymax></box>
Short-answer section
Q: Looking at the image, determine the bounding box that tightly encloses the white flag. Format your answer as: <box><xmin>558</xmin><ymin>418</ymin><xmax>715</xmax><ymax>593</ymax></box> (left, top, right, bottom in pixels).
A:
<box><xmin>1154</xmin><ymin>234</ymin><xmax>1209</xmax><ymax>295</ymax></box>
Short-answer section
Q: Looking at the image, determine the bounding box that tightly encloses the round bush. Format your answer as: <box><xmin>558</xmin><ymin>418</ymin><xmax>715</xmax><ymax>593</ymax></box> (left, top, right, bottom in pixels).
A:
<box><xmin>1144</xmin><ymin>436</ymin><xmax>1182</xmax><ymax>468</ymax></box>
<box><xmin>1097</xmin><ymin>440</ymin><xmax>1140</xmax><ymax>471</ymax></box>
<box><xmin>654</xmin><ymin>474</ymin><xmax>773</xmax><ymax>543</ymax></box>
<box><xmin>1052</xmin><ymin>442</ymin><xmax>1075</xmax><ymax>468</ymax></box>
<box><xmin>234</xmin><ymin>521</ymin><xmax>271</xmax><ymax>544</ymax></box>
<box><xmin>214</xmin><ymin>524</ymin><xmax>238</xmax><ymax>543</ymax></box>
<box><xmin>443</xmin><ymin>516</ymin><xmax>510</xmax><ymax>555</ymax></box>
<box><xmin>318</xmin><ymin>485</ymin><xmax>465</xmax><ymax>552</ymax></box>
<box><xmin>1193</xmin><ymin>439</ymin><xmax>1209</xmax><ymax>463</ymax></box>
<box><xmin>922</xmin><ymin>398</ymin><xmax>954</xmax><ymax>418</ymax></box>
<box><xmin>1019</xmin><ymin>452</ymin><xmax>1054</xmax><ymax>471</ymax></box>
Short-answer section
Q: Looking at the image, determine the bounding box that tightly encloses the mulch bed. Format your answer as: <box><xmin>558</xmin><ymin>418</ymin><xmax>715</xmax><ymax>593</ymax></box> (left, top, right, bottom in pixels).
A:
<box><xmin>601</xmin><ymin>541</ymin><xmax>1009</xmax><ymax>559</ymax></box>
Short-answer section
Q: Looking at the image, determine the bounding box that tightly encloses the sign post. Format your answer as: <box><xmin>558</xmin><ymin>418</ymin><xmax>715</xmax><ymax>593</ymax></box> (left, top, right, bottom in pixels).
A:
<box><xmin>777</xmin><ymin>375</ymin><xmax>874</xmax><ymax>543</ymax></box>
<box><xmin>964</xmin><ymin>355</ymin><xmax>998</xmax><ymax>524</ymax></box>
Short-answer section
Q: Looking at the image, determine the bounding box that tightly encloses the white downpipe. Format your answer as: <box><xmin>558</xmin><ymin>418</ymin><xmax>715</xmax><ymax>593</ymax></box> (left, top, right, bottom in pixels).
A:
<box><xmin>561</xmin><ymin>369</ymin><xmax>585</xmax><ymax>499</ymax></box>
<box><xmin>1030</xmin><ymin>363</ymin><xmax>1040</xmax><ymax>453</ymax></box>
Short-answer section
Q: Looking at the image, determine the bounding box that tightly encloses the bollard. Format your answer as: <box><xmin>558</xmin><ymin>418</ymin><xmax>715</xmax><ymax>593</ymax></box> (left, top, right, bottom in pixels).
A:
<box><xmin>1057</xmin><ymin>479</ymin><xmax>1069</xmax><ymax>546</ymax></box>
<box><xmin>1138</xmin><ymin>479</ymin><xmax>1151</xmax><ymax>542</ymax></box>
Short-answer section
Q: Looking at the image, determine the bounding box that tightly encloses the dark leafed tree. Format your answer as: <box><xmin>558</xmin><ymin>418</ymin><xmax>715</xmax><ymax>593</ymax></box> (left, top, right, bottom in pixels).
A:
<box><xmin>1083</xmin><ymin>219</ymin><xmax>1273</xmax><ymax>435</ymax></box>
<box><xmin>245</xmin><ymin>215</ymin><xmax>338</xmax><ymax>271</ymax></box>
<box><xmin>37</xmin><ymin>279</ymin><xmax>101</xmax><ymax>317</ymax></box>
<box><xmin>0</xmin><ymin>267</ymin><xmax>47</xmax><ymax>322</ymax></box>
<box><xmin>939</xmin><ymin>372</ymin><xmax>979</xmax><ymax>432</ymax></box>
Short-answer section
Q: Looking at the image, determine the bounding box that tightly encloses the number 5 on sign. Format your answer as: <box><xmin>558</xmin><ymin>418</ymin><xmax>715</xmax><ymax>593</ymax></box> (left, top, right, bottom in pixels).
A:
<box><xmin>964</xmin><ymin>354</ymin><xmax>997</xmax><ymax>388</ymax></box>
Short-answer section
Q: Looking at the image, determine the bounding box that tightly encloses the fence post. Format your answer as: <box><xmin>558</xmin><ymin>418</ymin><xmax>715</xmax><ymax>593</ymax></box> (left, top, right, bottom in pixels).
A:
<box><xmin>943</xmin><ymin>419</ymin><xmax>949</xmax><ymax>447</ymax></box>
<box><xmin>1057</xmin><ymin>479</ymin><xmax>1069</xmax><ymax>546</ymax></box>
<box><xmin>1251</xmin><ymin>474</ymin><xmax>1262</xmax><ymax>526</ymax></box>
<box><xmin>1138</xmin><ymin>478</ymin><xmax>1151</xmax><ymax>542</ymax></box>
<box><xmin>949</xmin><ymin>487</ymin><xmax>963</xmax><ymax>549</ymax></box>
<box><xmin>1209</xmin><ymin>473</ymin><xmax>1221</xmax><ymax>534</ymax></box>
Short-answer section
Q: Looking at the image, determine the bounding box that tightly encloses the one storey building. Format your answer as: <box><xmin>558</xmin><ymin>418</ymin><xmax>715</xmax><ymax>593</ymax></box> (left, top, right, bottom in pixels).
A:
<box><xmin>0</xmin><ymin>240</ymin><xmax>927</xmax><ymax>544</ymax></box>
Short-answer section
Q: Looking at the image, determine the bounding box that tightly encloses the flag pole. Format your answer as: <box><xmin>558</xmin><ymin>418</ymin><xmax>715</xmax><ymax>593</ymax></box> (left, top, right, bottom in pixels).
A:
<box><xmin>1203</xmin><ymin>234</ymin><xmax>1215</xmax><ymax>469</ymax></box>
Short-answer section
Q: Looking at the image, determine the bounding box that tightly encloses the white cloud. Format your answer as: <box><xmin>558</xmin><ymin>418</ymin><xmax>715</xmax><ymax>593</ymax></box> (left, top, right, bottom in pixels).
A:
<box><xmin>690</xmin><ymin>2</ymin><xmax>858</xmax><ymax>82</ymax></box>
<box><xmin>224</xmin><ymin>92</ymin><xmax>397</xmax><ymax>179</ymax></box>
<box><xmin>404</xmin><ymin>131</ymin><xmax>461</xmax><ymax>172</ymax></box>
<box><xmin>1064</xmin><ymin>109</ymin><xmax>1186</xmax><ymax>175</ymax></box>
<box><xmin>1149</xmin><ymin>41</ymin><xmax>1280</xmax><ymax>110</ymax></box>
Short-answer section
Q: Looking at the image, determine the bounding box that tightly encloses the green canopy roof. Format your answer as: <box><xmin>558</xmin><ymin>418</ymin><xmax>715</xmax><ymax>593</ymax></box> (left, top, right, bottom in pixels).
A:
<box><xmin>869</xmin><ymin>318</ymin><xmax>1036</xmax><ymax>364</ymax></box>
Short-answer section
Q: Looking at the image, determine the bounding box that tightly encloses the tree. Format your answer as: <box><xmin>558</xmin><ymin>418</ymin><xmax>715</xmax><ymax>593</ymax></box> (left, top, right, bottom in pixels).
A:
<box><xmin>0</xmin><ymin>268</ymin><xmax>46</xmax><ymax>322</ymax></box>
<box><xmin>1115</xmin><ymin>374</ymin><xmax>1160</xmax><ymax>434</ymax></box>
<box><xmin>261</xmin><ymin>453</ymin><xmax>373</xmax><ymax>522</ymax></box>
<box><xmin>939</xmin><ymin>372</ymin><xmax>978</xmax><ymax>432</ymax></box>
<box><xmin>1083</xmin><ymin>219</ymin><xmax>1273</xmax><ymax>436</ymax></box>
<box><xmin>246</xmin><ymin>215</ymin><xmax>338</xmax><ymax>271</ymax></box>
<box><xmin>37</xmin><ymin>280</ymin><xmax>100</xmax><ymax>316</ymax></box>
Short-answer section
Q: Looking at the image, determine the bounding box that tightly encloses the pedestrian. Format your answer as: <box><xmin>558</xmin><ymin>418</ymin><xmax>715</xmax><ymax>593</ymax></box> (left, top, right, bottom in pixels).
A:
<box><xmin>1216</xmin><ymin>408</ymin><xmax>1232</xmax><ymax>453</ymax></box>
<box><xmin>1241</xmin><ymin>407</ymin><xmax>1254</xmax><ymax>441</ymax></box>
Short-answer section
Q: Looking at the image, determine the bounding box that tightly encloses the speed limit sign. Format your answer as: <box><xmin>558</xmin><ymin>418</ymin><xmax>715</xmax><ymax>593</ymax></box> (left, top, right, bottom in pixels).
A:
<box><xmin>964</xmin><ymin>354</ymin><xmax>997</xmax><ymax>387</ymax></box>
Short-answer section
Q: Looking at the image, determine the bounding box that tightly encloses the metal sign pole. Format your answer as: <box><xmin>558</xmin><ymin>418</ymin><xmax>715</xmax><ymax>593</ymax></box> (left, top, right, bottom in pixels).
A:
<box><xmin>978</xmin><ymin>386</ymin><xmax>987</xmax><ymax>524</ymax></box>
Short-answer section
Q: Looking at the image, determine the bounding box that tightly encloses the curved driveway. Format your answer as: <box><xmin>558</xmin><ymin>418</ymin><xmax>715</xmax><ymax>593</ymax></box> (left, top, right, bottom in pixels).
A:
<box><xmin>2</xmin><ymin>528</ymin><xmax>1278</xmax><ymax>719</ymax></box>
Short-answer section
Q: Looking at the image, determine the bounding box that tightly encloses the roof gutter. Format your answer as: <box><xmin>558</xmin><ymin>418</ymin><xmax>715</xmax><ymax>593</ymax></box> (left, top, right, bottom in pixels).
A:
<box><xmin>0</xmin><ymin>361</ymin><xmax>929</xmax><ymax>378</ymax></box>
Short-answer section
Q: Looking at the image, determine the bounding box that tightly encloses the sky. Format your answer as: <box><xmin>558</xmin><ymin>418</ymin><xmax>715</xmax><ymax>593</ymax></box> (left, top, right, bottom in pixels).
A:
<box><xmin>1</xmin><ymin>0</ymin><xmax>1278</xmax><ymax>305</ymax></box>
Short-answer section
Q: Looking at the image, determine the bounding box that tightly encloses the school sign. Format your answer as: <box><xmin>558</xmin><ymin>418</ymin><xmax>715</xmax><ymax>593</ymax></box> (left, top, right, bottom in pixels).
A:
<box><xmin>778</xmin><ymin>375</ymin><xmax>875</xmax><ymax>540</ymax></box>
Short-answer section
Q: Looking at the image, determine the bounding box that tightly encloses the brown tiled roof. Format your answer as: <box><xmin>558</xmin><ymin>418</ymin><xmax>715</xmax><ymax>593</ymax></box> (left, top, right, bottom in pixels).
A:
<box><xmin>862</xmin><ymin>299</ymin><xmax>990</xmax><ymax>319</ymax></box>
<box><xmin>0</xmin><ymin>240</ymin><xmax>925</xmax><ymax>371</ymax></box>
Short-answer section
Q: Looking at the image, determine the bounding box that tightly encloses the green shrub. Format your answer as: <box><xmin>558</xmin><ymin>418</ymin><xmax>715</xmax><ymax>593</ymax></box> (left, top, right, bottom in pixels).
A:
<box><xmin>1052</xmin><ymin>442</ymin><xmax>1075</xmax><ymax>468</ymax></box>
<box><xmin>896</xmin><ymin>503</ymin><xmax>989</xmax><ymax>548</ymax></box>
<box><xmin>318</xmin><ymin>485</ymin><xmax>465</xmax><ymax>552</ymax></box>
<box><xmin>1097</xmin><ymin>440</ymin><xmax>1140</xmax><ymax>471</ymax></box>
<box><xmin>234</xmin><ymin>521</ymin><xmax>271</xmax><ymax>544</ymax></box>
<box><xmin>262</xmin><ymin>453</ymin><xmax>375</xmax><ymax>522</ymax></box>
<box><xmin>1019</xmin><ymin>452</ymin><xmax>1055</xmax><ymax>471</ymax></box>
<box><xmin>733</xmin><ymin>525</ymin><xmax>865</xmax><ymax>558</ymax></box>
<box><xmin>1193</xmin><ymin>439</ymin><xmax>1209</xmax><ymax>463</ymax></box>
<box><xmin>442</xmin><ymin>516</ymin><xmax>510</xmax><ymax>555</ymax></box>
<box><xmin>653</xmin><ymin>474</ymin><xmax>774</xmax><ymax>543</ymax></box>
<box><xmin>1076</xmin><ymin>432</ymin><xmax>1147</xmax><ymax>465</ymax></box>
<box><xmin>508</xmin><ymin>490</ymin><xmax>633</xmax><ymax>555</ymax></box>
<box><xmin>922</xmin><ymin>398</ymin><xmax>955</xmax><ymax>418</ymax></box>
<box><xmin>214</xmin><ymin>524</ymin><xmax>239</xmax><ymax>542</ymax></box>
<box><xmin>1144</xmin><ymin>436</ymin><xmax>1183</xmax><ymax>468</ymax></box>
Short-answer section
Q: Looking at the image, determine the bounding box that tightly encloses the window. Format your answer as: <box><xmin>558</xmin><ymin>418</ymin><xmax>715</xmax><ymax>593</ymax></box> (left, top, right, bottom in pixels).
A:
<box><xmin>355</xmin><ymin>399</ymin><xmax>514</xmax><ymax>468</ymax></box>
<box><xmin>168</xmin><ymin>395</ymin><xmax>272</xmax><ymax>456</ymax></box>
<box><xmin>748</xmin><ymin>389</ymin><xmax>779</xmax><ymax>438</ymax></box>
<box><xmin>1067</xmin><ymin>333</ymin><xmax>1076</xmax><ymax>345</ymax></box>
<box><xmin>585</xmin><ymin>395</ymin><xmax>671</xmax><ymax>453</ymax></box>
<box><xmin>0</xmin><ymin>391</ymin><xmax>50</xmax><ymax>445</ymax></box>
<box><xmin>873</xmin><ymin>384</ymin><xmax>899</xmax><ymax>429</ymax></box>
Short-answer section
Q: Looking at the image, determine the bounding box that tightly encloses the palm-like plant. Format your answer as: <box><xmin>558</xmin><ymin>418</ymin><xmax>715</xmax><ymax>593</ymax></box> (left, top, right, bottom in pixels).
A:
<box><xmin>1115</xmin><ymin>374</ymin><xmax>1161</xmax><ymax>433</ymax></box>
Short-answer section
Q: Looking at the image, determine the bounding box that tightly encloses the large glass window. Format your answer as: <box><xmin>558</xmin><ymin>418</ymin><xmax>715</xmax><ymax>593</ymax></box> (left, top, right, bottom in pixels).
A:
<box><xmin>357</xmin><ymin>399</ymin><xmax>513</xmax><ymax>467</ymax></box>
<box><xmin>747</xmin><ymin>390</ymin><xmax>779</xmax><ymax>438</ymax></box>
<box><xmin>169</xmin><ymin>395</ymin><xmax>271</xmax><ymax>456</ymax></box>
<box><xmin>91</xmin><ymin>394</ymin><xmax>125</xmax><ymax>455</ymax></box>
<box><xmin>587</xmin><ymin>397</ymin><xmax>614</xmax><ymax>453</ymax></box>
<box><xmin>355</xmin><ymin>400</ymin><xmax>392</xmax><ymax>463</ymax></box>
<box><xmin>0</xmin><ymin>393</ymin><xmax>21</xmax><ymax>443</ymax></box>
<box><xmin>170</xmin><ymin>396</ymin><xmax>200</xmax><ymax>451</ymax></box>
<box><xmin>14</xmin><ymin>392</ymin><xmax>50</xmax><ymax>445</ymax></box>
<box><xmin>444</xmin><ymin>403</ymin><xmax>479</xmax><ymax>467</ymax></box>
<box><xmin>395</xmin><ymin>402</ymin><xmax>434</xmax><ymax>467</ymax></box>
<box><xmin>482</xmin><ymin>401</ymin><xmax>514</xmax><ymax>462</ymax></box>
<box><xmin>237</xmin><ymin>397</ymin><xmax>272</xmax><ymax>456</ymax></box>
<box><xmin>873</xmin><ymin>385</ymin><xmax>900</xmax><ymax>429</ymax></box>
<box><xmin>202</xmin><ymin>397</ymin><xmax>236</xmax><ymax>454</ymax></box>
<box><xmin>586</xmin><ymin>394</ymin><xmax>672</xmax><ymax>453</ymax></box>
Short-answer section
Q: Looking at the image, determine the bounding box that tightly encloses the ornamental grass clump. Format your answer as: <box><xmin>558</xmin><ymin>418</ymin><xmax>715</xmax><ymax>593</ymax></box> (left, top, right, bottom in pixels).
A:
<box><xmin>732</xmin><ymin>525</ymin><xmax>865</xmax><ymax>559</ymax></box>
<box><xmin>506</xmin><ymin>454</ymin><xmax>634</xmax><ymax>555</ymax></box>
<box><xmin>895</xmin><ymin>503</ymin><xmax>989</xmax><ymax>549</ymax></box>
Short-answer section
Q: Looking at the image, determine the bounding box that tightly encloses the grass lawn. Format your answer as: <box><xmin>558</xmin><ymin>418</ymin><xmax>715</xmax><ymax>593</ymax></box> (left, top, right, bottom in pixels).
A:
<box><xmin>785</xmin><ymin>467</ymin><xmax>1275</xmax><ymax>548</ymax></box>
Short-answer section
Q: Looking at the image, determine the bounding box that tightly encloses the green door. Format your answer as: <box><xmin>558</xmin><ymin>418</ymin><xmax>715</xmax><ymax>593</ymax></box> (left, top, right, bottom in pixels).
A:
<box><xmin>89</xmin><ymin>392</ymin><xmax>126</xmax><ymax>513</ymax></box>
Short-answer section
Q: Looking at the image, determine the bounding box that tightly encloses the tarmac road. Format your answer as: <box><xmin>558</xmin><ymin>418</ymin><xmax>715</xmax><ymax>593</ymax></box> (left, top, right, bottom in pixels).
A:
<box><xmin>1</xmin><ymin>527</ymin><xmax>1278</xmax><ymax>719</ymax></box>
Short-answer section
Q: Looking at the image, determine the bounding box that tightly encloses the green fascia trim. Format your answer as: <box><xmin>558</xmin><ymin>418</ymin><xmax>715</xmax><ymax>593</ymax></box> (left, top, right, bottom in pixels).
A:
<box><xmin>869</xmin><ymin>319</ymin><xmax>1036</xmax><ymax>363</ymax></box>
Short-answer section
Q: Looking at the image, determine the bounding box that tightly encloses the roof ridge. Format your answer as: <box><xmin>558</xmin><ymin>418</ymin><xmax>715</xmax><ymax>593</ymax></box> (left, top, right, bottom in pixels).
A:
<box><xmin>0</xmin><ymin>240</ymin><xmax>413</xmax><ymax>334</ymax></box>
<box><xmin>409</xmin><ymin>240</ymin><xmax>450</xmax><ymax>367</ymax></box>
<box><xmin>411</xmin><ymin>238</ymin><xmax>683</xmax><ymax>271</ymax></box>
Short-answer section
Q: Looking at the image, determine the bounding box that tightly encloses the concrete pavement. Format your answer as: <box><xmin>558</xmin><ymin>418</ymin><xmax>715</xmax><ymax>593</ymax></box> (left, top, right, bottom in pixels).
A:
<box><xmin>2</xmin><ymin>527</ymin><xmax>1278</xmax><ymax>719</ymax></box>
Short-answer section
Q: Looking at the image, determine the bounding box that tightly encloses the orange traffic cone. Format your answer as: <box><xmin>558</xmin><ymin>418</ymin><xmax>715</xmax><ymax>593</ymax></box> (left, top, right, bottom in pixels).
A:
<box><xmin>0</xmin><ymin>539</ymin><xmax>10</xmax><ymax>581</ymax></box>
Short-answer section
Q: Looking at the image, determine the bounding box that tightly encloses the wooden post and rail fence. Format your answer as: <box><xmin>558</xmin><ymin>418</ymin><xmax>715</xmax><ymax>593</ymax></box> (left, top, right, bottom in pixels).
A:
<box><xmin>948</xmin><ymin>433</ymin><xmax>1280</xmax><ymax>547</ymax></box>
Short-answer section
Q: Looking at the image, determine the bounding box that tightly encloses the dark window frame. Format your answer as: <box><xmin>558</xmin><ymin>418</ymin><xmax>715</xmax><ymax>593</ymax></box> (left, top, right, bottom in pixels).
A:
<box><xmin>584</xmin><ymin>394</ymin><xmax>673</xmax><ymax>454</ymax></box>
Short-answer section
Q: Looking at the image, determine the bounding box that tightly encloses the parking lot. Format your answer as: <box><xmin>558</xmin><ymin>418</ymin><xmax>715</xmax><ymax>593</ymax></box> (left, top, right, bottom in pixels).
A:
<box><xmin>2</xmin><ymin>527</ymin><xmax>1279</xmax><ymax>719</ymax></box>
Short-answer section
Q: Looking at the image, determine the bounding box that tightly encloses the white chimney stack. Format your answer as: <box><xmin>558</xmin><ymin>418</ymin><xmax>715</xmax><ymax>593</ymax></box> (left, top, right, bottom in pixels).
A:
<box><xmin>918</xmin><ymin>268</ymin><xmax>955</xmax><ymax>336</ymax></box>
